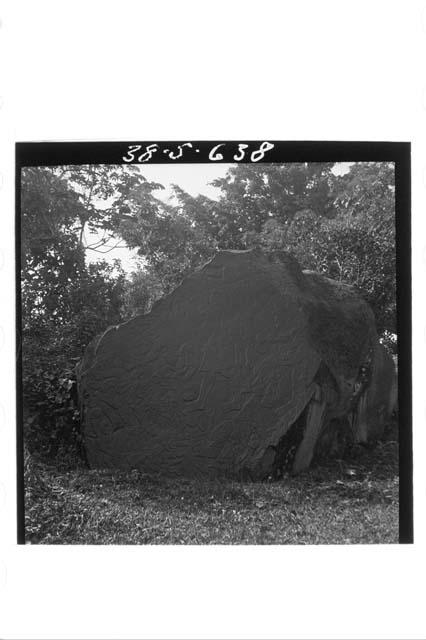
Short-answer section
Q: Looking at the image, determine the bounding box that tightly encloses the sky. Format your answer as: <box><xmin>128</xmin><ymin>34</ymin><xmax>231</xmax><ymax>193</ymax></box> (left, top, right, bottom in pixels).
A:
<box><xmin>86</xmin><ymin>162</ymin><xmax>352</xmax><ymax>273</ymax></box>
<box><xmin>137</xmin><ymin>163</ymin><xmax>233</xmax><ymax>203</ymax></box>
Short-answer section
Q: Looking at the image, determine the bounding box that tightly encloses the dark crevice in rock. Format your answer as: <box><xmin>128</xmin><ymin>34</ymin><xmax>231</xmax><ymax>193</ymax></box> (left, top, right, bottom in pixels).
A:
<box><xmin>271</xmin><ymin>404</ymin><xmax>310</xmax><ymax>479</ymax></box>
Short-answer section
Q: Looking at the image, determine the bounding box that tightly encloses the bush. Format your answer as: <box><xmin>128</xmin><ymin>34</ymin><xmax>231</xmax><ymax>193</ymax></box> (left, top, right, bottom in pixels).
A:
<box><xmin>22</xmin><ymin>308</ymin><xmax>120</xmax><ymax>463</ymax></box>
<box><xmin>23</xmin><ymin>358</ymin><xmax>82</xmax><ymax>461</ymax></box>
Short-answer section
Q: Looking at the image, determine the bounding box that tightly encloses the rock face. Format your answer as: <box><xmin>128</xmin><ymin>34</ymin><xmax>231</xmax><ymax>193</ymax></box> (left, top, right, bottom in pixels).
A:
<box><xmin>78</xmin><ymin>250</ymin><xmax>396</xmax><ymax>478</ymax></box>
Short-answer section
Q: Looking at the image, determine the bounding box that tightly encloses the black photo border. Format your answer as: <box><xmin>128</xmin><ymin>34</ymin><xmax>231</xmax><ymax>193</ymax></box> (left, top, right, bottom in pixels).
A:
<box><xmin>15</xmin><ymin>140</ymin><xmax>412</xmax><ymax>545</ymax></box>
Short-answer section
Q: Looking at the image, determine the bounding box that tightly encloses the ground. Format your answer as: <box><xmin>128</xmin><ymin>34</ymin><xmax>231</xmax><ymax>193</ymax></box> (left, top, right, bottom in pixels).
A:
<box><xmin>24</xmin><ymin>420</ymin><xmax>399</xmax><ymax>545</ymax></box>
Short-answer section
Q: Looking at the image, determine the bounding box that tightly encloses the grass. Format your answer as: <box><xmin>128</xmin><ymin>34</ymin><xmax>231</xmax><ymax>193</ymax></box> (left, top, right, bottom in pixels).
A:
<box><xmin>24</xmin><ymin>423</ymin><xmax>399</xmax><ymax>545</ymax></box>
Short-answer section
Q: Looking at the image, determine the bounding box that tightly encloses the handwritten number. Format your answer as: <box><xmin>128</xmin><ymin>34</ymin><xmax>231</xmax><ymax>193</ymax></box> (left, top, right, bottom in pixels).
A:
<box><xmin>251</xmin><ymin>141</ymin><xmax>274</xmax><ymax>162</ymax></box>
<box><xmin>234</xmin><ymin>144</ymin><xmax>248</xmax><ymax>161</ymax></box>
<box><xmin>123</xmin><ymin>141</ymin><xmax>274</xmax><ymax>163</ymax></box>
<box><xmin>169</xmin><ymin>142</ymin><xmax>193</xmax><ymax>160</ymax></box>
<box><xmin>209</xmin><ymin>143</ymin><xmax>225</xmax><ymax>161</ymax></box>
<box><xmin>138</xmin><ymin>144</ymin><xmax>159</xmax><ymax>162</ymax></box>
<box><xmin>122</xmin><ymin>145</ymin><xmax>142</xmax><ymax>163</ymax></box>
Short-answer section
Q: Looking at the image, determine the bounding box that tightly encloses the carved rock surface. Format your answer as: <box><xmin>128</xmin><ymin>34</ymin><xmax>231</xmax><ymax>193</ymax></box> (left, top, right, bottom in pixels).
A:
<box><xmin>78</xmin><ymin>250</ymin><xmax>394</xmax><ymax>477</ymax></box>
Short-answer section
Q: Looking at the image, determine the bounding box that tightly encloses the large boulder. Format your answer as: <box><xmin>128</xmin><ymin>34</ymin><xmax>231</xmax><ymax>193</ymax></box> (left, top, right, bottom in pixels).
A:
<box><xmin>77</xmin><ymin>250</ymin><xmax>396</xmax><ymax>478</ymax></box>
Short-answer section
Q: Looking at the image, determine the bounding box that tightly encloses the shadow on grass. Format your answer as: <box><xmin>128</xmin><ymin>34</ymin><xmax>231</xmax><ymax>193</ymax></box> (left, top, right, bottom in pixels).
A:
<box><xmin>24</xmin><ymin>420</ymin><xmax>399</xmax><ymax>545</ymax></box>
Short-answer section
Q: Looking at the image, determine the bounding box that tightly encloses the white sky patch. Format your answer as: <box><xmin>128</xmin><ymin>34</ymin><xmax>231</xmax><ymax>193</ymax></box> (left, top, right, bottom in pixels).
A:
<box><xmin>332</xmin><ymin>162</ymin><xmax>353</xmax><ymax>176</ymax></box>
<box><xmin>138</xmin><ymin>163</ymin><xmax>234</xmax><ymax>203</ymax></box>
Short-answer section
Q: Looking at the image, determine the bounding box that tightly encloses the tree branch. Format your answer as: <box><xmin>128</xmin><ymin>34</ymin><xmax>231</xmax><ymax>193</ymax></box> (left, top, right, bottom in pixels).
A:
<box><xmin>85</xmin><ymin>230</ymin><xmax>113</xmax><ymax>250</ymax></box>
<box><xmin>86</xmin><ymin>240</ymin><xmax>128</xmax><ymax>253</ymax></box>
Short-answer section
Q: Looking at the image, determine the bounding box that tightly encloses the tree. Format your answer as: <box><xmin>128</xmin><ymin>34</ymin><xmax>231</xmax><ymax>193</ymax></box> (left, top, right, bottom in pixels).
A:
<box><xmin>120</xmin><ymin>268</ymin><xmax>164</xmax><ymax>319</ymax></box>
<box><xmin>244</xmin><ymin>163</ymin><xmax>396</xmax><ymax>340</ymax></box>
<box><xmin>209</xmin><ymin>162</ymin><xmax>336</xmax><ymax>244</ymax></box>
<box><xmin>21</xmin><ymin>166</ymin><xmax>134</xmax><ymax>458</ymax></box>
<box><xmin>115</xmin><ymin>182</ymin><xmax>216</xmax><ymax>292</ymax></box>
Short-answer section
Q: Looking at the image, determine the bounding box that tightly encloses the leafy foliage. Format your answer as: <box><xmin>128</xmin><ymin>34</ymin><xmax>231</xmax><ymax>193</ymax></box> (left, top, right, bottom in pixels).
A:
<box><xmin>22</xmin><ymin>259</ymin><xmax>125</xmax><ymax>459</ymax></box>
<box><xmin>21</xmin><ymin>167</ymin><xmax>131</xmax><ymax>459</ymax></box>
<box><xmin>116</xmin><ymin>184</ymin><xmax>216</xmax><ymax>292</ymax></box>
<box><xmin>120</xmin><ymin>268</ymin><xmax>164</xmax><ymax>319</ymax></box>
<box><xmin>210</xmin><ymin>162</ymin><xmax>336</xmax><ymax>237</ymax></box>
